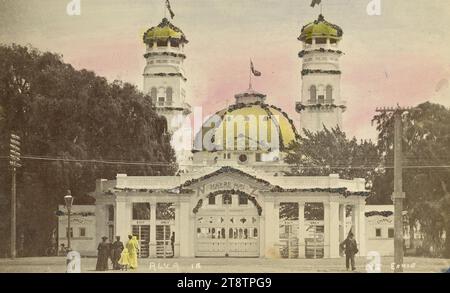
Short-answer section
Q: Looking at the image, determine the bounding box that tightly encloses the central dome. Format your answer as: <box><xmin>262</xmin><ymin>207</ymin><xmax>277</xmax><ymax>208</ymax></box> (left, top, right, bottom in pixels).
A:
<box><xmin>194</xmin><ymin>102</ymin><xmax>298</xmax><ymax>152</ymax></box>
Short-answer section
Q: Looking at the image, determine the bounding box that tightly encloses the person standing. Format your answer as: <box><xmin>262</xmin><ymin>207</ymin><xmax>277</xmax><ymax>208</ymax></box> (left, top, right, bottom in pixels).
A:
<box><xmin>111</xmin><ymin>236</ymin><xmax>124</xmax><ymax>270</ymax></box>
<box><xmin>126</xmin><ymin>235</ymin><xmax>140</xmax><ymax>270</ymax></box>
<box><xmin>340</xmin><ymin>232</ymin><xmax>358</xmax><ymax>271</ymax></box>
<box><xmin>96</xmin><ymin>236</ymin><xmax>110</xmax><ymax>271</ymax></box>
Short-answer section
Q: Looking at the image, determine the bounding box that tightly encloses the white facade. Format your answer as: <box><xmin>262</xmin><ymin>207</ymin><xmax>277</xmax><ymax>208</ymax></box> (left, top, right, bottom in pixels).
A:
<box><xmin>91</xmin><ymin>168</ymin><xmax>368</xmax><ymax>259</ymax></box>
<box><xmin>365</xmin><ymin>205</ymin><xmax>394</xmax><ymax>256</ymax></box>
<box><xmin>57</xmin><ymin>205</ymin><xmax>96</xmax><ymax>256</ymax></box>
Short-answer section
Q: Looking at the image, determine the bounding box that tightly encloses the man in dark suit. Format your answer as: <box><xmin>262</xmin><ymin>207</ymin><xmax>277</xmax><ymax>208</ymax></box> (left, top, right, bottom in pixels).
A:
<box><xmin>340</xmin><ymin>232</ymin><xmax>358</xmax><ymax>271</ymax></box>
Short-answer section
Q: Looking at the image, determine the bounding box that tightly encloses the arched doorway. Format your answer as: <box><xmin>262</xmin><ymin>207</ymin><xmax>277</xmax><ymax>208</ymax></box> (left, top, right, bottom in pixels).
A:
<box><xmin>193</xmin><ymin>190</ymin><xmax>262</xmax><ymax>257</ymax></box>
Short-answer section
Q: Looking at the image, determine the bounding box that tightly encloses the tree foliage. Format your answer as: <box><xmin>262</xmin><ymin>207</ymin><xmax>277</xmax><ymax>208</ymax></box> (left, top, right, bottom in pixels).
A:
<box><xmin>373</xmin><ymin>102</ymin><xmax>450</xmax><ymax>257</ymax></box>
<box><xmin>0</xmin><ymin>44</ymin><xmax>176</xmax><ymax>256</ymax></box>
<box><xmin>285</xmin><ymin>127</ymin><xmax>378</xmax><ymax>179</ymax></box>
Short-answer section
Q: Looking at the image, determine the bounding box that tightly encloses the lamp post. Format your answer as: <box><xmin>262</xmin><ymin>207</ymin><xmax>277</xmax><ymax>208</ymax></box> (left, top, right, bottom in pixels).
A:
<box><xmin>64</xmin><ymin>190</ymin><xmax>73</xmax><ymax>251</ymax></box>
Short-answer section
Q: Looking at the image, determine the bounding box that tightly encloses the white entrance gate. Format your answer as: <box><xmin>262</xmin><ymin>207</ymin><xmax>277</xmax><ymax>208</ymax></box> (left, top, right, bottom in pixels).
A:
<box><xmin>195</xmin><ymin>192</ymin><xmax>260</xmax><ymax>257</ymax></box>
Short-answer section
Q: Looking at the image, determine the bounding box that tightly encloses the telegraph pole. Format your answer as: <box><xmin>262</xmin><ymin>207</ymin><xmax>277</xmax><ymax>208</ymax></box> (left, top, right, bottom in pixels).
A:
<box><xmin>9</xmin><ymin>133</ymin><xmax>22</xmax><ymax>259</ymax></box>
<box><xmin>375</xmin><ymin>105</ymin><xmax>418</xmax><ymax>273</ymax></box>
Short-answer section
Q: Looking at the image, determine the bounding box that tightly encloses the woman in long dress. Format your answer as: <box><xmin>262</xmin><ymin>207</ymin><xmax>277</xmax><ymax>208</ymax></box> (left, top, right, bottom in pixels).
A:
<box><xmin>118</xmin><ymin>247</ymin><xmax>130</xmax><ymax>271</ymax></box>
<box><xmin>96</xmin><ymin>236</ymin><xmax>110</xmax><ymax>271</ymax></box>
<box><xmin>126</xmin><ymin>235</ymin><xmax>140</xmax><ymax>269</ymax></box>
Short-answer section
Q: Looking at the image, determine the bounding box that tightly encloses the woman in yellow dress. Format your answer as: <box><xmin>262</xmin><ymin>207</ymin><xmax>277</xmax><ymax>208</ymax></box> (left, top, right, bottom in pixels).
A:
<box><xmin>126</xmin><ymin>235</ymin><xmax>140</xmax><ymax>269</ymax></box>
<box><xmin>118</xmin><ymin>247</ymin><xmax>129</xmax><ymax>271</ymax></box>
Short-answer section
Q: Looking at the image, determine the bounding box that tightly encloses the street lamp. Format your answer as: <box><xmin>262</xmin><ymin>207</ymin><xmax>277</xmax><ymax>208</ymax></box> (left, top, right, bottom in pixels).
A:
<box><xmin>64</xmin><ymin>190</ymin><xmax>73</xmax><ymax>251</ymax></box>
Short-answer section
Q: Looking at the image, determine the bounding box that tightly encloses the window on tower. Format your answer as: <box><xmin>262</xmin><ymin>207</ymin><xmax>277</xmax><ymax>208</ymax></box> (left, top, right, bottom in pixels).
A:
<box><xmin>326</xmin><ymin>85</ymin><xmax>333</xmax><ymax>103</ymax></box>
<box><xmin>309</xmin><ymin>86</ymin><xmax>317</xmax><ymax>103</ymax></box>
<box><xmin>150</xmin><ymin>87</ymin><xmax>157</xmax><ymax>105</ymax></box>
<box><xmin>166</xmin><ymin>87</ymin><xmax>173</xmax><ymax>106</ymax></box>
<box><xmin>157</xmin><ymin>40</ymin><xmax>167</xmax><ymax>47</ymax></box>
<box><xmin>318</xmin><ymin>95</ymin><xmax>325</xmax><ymax>104</ymax></box>
<box><xmin>315</xmin><ymin>38</ymin><xmax>327</xmax><ymax>44</ymax></box>
<box><xmin>158</xmin><ymin>96</ymin><xmax>165</xmax><ymax>106</ymax></box>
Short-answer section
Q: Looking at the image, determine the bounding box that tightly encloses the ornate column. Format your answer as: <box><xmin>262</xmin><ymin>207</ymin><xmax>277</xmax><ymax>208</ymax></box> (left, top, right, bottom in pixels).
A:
<box><xmin>329</xmin><ymin>201</ymin><xmax>340</xmax><ymax>258</ymax></box>
<box><xmin>114</xmin><ymin>197</ymin><xmax>129</xmax><ymax>242</ymax></box>
<box><xmin>174</xmin><ymin>202</ymin><xmax>180</xmax><ymax>257</ymax></box>
<box><xmin>298</xmin><ymin>201</ymin><xmax>305</xmax><ymax>258</ymax></box>
<box><xmin>149</xmin><ymin>198</ymin><xmax>157</xmax><ymax>258</ymax></box>
<box><xmin>179</xmin><ymin>200</ymin><xmax>192</xmax><ymax>257</ymax></box>
<box><xmin>323</xmin><ymin>202</ymin><xmax>330</xmax><ymax>258</ymax></box>
<box><xmin>264</xmin><ymin>198</ymin><xmax>277</xmax><ymax>258</ymax></box>
<box><xmin>95</xmin><ymin>203</ymin><xmax>108</xmax><ymax>245</ymax></box>
<box><xmin>357</xmin><ymin>198</ymin><xmax>366</xmax><ymax>256</ymax></box>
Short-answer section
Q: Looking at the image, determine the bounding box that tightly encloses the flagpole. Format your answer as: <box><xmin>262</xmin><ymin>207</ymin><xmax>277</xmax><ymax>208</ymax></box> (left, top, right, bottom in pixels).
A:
<box><xmin>249</xmin><ymin>59</ymin><xmax>252</xmax><ymax>90</ymax></box>
<box><xmin>164</xmin><ymin>0</ymin><xmax>167</xmax><ymax>18</ymax></box>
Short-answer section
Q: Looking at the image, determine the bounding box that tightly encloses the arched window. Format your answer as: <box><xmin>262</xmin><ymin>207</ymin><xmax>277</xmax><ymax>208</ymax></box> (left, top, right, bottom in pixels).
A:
<box><xmin>150</xmin><ymin>87</ymin><xmax>157</xmax><ymax>104</ymax></box>
<box><xmin>326</xmin><ymin>85</ymin><xmax>333</xmax><ymax>103</ymax></box>
<box><xmin>166</xmin><ymin>87</ymin><xmax>173</xmax><ymax>106</ymax></box>
<box><xmin>309</xmin><ymin>85</ymin><xmax>317</xmax><ymax>103</ymax></box>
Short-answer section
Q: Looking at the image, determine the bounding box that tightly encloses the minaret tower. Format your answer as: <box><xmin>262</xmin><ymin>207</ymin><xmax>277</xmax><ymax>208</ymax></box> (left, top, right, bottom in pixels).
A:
<box><xmin>295</xmin><ymin>14</ymin><xmax>346</xmax><ymax>133</ymax></box>
<box><xmin>143</xmin><ymin>17</ymin><xmax>191</xmax><ymax>164</ymax></box>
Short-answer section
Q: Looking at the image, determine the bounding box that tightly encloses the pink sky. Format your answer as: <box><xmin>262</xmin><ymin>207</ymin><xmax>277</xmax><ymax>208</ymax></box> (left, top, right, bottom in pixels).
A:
<box><xmin>1</xmin><ymin>0</ymin><xmax>450</xmax><ymax>140</ymax></box>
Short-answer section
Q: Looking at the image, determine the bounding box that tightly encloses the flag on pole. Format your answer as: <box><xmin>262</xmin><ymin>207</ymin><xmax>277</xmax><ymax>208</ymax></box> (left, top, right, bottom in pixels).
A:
<box><xmin>250</xmin><ymin>60</ymin><xmax>261</xmax><ymax>76</ymax></box>
<box><xmin>166</xmin><ymin>0</ymin><xmax>175</xmax><ymax>19</ymax></box>
<box><xmin>310</xmin><ymin>0</ymin><xmax>321</xmax><ymax>7</ymax></box>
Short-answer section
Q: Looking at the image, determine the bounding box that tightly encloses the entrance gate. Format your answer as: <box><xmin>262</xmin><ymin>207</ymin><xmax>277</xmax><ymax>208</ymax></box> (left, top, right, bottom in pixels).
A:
<box><xmin>195</xmin><ymin>192</ymin><xmax>260</xmax><ymax>257</ymax></box>
<box><xmin>132</xmin><ymin>225</ymin><xmax>150</xmax><ymax>258</ymax></box>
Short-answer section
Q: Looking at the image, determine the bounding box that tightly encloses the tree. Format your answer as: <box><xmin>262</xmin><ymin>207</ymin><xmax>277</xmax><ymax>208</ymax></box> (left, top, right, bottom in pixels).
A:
<box><xmin>284</xmin><ymin>126</ymin><xmax>387</xmax><ymax>197</ymax></box>
<box><xmin>283</xmin><ymin>126</ymin><xmax>389</xmax><ymax>219</ymax></box>
<box><xmin>0</xmin><ymin>44</ymin><xmax>176</xmax><ymax>256</ymax></box>
<box><xmin>373</xmin><ymin>102</ymin><xmax>450</xmax><ymax>257</ymax></box>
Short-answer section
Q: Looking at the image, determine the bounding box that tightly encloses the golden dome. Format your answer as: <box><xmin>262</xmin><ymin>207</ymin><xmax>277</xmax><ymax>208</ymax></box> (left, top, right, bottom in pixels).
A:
<box><xmin>298</xmin><ymin>14</ymin><xmax>343</xmax><ymax>42</ymax></box>
<box><xmin>143</xmin><ymin>18</ymin><xmax>188</xmax><ymax>44</ymax></box>
<box><xmin>194</xmin><ymin>102</ymin><xmax>299</xmax><ymax>152</ymax></box>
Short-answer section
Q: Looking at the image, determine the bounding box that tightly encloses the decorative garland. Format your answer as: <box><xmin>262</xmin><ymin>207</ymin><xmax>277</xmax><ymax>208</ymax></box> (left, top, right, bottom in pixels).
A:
<box><xmin>192</xmin><ymin>199</ymin><xmax>203</xmax><ymax>214</ymax></box>
<box><xmin>112</xmin><ymin>187</ymin><xmax>193</xmax><ymax>194</ymax></box>
<box><xmin>295</xmin><ymin>103</ymin><xmax>347</xmax><ymax>111</ymax></box>
<box><xmin>301</xmin><ymin>69</ymin><xmax>341</xmax><ymax>76</ymax></box>
<box><xmin>180</xmin><ymin>166</ymin><xmax>272</xmax><ymax>189</ymax></box>
<box><xmin>145</xmin><ymin>72</ymin><xmax>187</xmax><ymax>81</ymax></box>
<box><xmin>144</xmin><ymin>52</ymin><xmax>186</xmax><ymax>59</ymax></box>
<box><xmin>270</xmin><ymin>186</ymin><xmax>370</xmax><ymax>197</ymax></box>
<box><xmin>56</xmin><ymin>211</ymin><xmax>95</xmax><ymax>217</ymax></box>
<box><xmin>298</xmin><ymin>49</ymin><xmax>343</xmax><ymax>58</ymax></box>
<box><xmin>192</xmin><ymin>189</ymin><xmax>263</xmax><ymax>216</ymax></box>
<box><xmin>365</xmin><ymin>211</ymin><xmax>393</xmax><ymax>217</ymax></box>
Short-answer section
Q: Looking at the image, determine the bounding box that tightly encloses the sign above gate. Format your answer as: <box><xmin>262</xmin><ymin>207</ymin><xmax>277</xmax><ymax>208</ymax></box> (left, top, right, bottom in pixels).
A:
<box><xmin>196</xmin><ymin>180</ymin><xmax>259</xmax><ymax>197</ymax></box>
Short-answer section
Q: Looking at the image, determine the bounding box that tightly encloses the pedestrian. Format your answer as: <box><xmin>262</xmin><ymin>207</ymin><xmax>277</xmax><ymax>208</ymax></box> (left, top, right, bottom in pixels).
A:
<box><xmin>96</xmin><ymin>236</ymin><xmax>110</xmax><ymax>271</ymax></box>
<box><xmin>126</xmin><ymin>235</ymin><xmax>140</xmax><ymax>269</ymax></box>
<box><xmin>170</xmin><ymin>232</ymin><xmax>175</xmax><ymax>257</ymax></box>
<box><xmin>111</xmin><ymin>236</ymin><xmax>124</xmax><ymax>270</ymax></box>
<box><xmin>118</xmin><ymin>247</ymin><xmax>130</xmax><ymax>271</ymax></box>
<box><xmin>340</xmin><ymin>232</ymin><xmax>358</xmax><ymax>271</ymax></box>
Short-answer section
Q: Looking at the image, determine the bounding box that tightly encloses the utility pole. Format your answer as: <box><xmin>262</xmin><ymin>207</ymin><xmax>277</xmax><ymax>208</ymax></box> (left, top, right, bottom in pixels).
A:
<box><xmin>375</xmin><ymin>105</ymin><xmax>418</xmax><ymax>273</ymax></box>
<box><xmin>9</xmin><ymin>133</ymin><xmax>22</xmax><ymax>259</ymax></box>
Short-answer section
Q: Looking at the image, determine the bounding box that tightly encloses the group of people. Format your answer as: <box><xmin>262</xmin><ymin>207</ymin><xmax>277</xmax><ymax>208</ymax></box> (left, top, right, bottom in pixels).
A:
<box><xmin>96</xmin><ymin>235</ymin><xmax>140</xmax><ymax>271</ymax></box>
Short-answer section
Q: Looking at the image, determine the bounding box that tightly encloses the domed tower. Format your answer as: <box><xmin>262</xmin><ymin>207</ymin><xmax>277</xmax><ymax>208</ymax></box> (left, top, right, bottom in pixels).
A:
<box><xmin>295</xmin><ymin>14</ymin><xmax>346</xmax><ymax>133</ymax></box>
<box><xmin>191</xmin><ymin>88</ymin><xmax>298</xmax><ymax>174</ymax></box>
<box><xmin>143</xmin><ymin>17</ymin><xmax>191</xmax><ymax>163</ymax></box>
